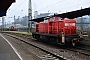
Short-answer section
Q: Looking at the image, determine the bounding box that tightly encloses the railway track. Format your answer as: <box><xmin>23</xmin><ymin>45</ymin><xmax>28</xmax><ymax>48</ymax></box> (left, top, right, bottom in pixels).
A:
<box><xmin>74</xmin><ymin>46</ymin><xmax>90</xmax><ymax>56</ymax></box>
<box><xmin>64</xmin><ymin>47</ymin><xmax>90</xmax><ymax>57</ymax></box>
<box><xmin>2</xmin><ymin>33</ymin><xmax>90</xmax><ymax>60</ymax></box>
<box><xmin>3</xmin><ymin>33</ymin><xmax>66</xmax><ymax>60</ymax></box>
<box><xmin>75</xmin><ymin>46</ymin><xmax>90</xmax><ymax>52</ymax></box>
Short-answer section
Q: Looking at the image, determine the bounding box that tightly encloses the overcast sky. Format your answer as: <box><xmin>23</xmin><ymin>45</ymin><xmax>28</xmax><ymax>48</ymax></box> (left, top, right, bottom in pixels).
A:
<box><xmin>4</xmin><ymin>0</ymin><xmax>90</xmax><ymax>23</ymax></box>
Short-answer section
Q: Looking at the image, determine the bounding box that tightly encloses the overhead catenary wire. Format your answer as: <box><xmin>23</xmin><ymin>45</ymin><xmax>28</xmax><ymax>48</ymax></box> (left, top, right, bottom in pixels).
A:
<box><xmin>37</xmin><ymin>0</ymin><xmax>90</xmax><ymax>14</ymax></box>
<box><xmin>37</xmin><ymin>0</ymin><xmax>66</xmax><ymax>11</ymax></box>
<box><xmin>10</xmin><ymin>0</ymin><xmax>27</xmax><ymax>14</ymax></box>
<box><xmin>36</xmin><ymin>0</ymin><xmax>49</xmax><ymax>5</ymax></box>
<box><xmin>9</xmin><ymin>0</ymin><xmax>66</xmax><ymax>15</ymax></box>
<box><xmin>7</xmin><ymin>0</ymin><xmax>90</xmax><ymax>18</ymax></box>
<box><xmin>8</xmin><ymin>0</ymin><xmax>35</xmax><ymax>17</ymax></box>
<box><xmin>51</xmin><ymin>2</ymin><xmax>90</xmax><ymax>13</ymax></box>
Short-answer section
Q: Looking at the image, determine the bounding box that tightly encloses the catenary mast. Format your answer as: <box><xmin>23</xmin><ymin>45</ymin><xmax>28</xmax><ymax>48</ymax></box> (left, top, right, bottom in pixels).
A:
<box><xmin>28</xmin><ymin>0</ymin><xmax>32</xmax><ymax>33</ymax></box>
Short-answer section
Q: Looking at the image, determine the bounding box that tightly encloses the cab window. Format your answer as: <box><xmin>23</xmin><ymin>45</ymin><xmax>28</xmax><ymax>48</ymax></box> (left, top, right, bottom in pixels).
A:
<box><xmin>65</xmin><ymin>23</ymin><xmax>69</xmax><ymax>26</ymax></box>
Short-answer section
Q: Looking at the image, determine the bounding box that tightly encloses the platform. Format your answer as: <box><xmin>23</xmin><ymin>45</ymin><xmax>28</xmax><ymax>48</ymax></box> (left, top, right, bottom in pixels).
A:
<box><xmin>0</xmin><ymin>34</ymin><xmax>20</xmax><ymax>60</ymax></box>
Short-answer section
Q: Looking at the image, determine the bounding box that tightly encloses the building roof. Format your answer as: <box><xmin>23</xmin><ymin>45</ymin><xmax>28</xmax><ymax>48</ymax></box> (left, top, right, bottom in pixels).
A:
<box><xmin>30</xmin><ymin>7</ymin><xmax>90</xmax><ymax>22</ymax></box>
<box><xmin>0</xmin><ymin>0</ymin><xmax>15</xmax><ymax>17</ymax></box>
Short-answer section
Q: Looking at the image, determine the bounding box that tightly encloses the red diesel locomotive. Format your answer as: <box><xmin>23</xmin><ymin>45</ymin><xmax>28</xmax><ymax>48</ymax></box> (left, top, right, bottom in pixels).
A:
<box><xmin>9</xmin><ymin>26</ymin><xmax>17</xmax><ymax>31</ymax></box>
<box><xmin>32</xmin><ymin>16</ymin><xmax>82</xmax><ymax>46</ymax></box>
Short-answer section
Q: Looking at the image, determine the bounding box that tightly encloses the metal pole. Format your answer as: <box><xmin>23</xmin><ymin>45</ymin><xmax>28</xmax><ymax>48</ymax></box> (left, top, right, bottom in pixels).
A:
<box><xmin>2</xmin><ymin>17</ymin><xmax>4</xmax><ymax>31</ymax></box>
<box><xmin>28</xmin><ymin>0</ymin><xmax>32</xmax><ymax>33</ymax></box>
<box><xmin>14</xmin><ymin>15</ymin><xmax>15</xmax><ymax>26</ymax></box>
<box><xmin>80</xmin><ymin>7</ymin><xmax>83</xmax><ymax>31</ymax></box>
<box><xmin>81</xmin><ymin>17</ymin><xmax>83</xmax><ymax>31</ymax></box>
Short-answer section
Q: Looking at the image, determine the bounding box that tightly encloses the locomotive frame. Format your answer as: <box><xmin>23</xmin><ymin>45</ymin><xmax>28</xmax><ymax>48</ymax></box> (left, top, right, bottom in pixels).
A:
<box><xmin>32</xmin><ymin>31</ymin><xmax>80</xmax><ymax>46</ymax></box>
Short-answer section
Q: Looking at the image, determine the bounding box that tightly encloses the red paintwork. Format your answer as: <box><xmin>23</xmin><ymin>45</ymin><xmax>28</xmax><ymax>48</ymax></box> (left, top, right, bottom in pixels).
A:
<box><xmin>9</xmin><ymin>26</ymin><xmax>17</xmax><ymax>31</ymax></box>
<box><xmin>36</xmin><ymin>22</ymin><xmax>48</xmax><ymax>33</ymax></box>
<box><xmin>35</xmin><ymin>16</ymin><xmax>76</xmax><ymax>35</ymax></box>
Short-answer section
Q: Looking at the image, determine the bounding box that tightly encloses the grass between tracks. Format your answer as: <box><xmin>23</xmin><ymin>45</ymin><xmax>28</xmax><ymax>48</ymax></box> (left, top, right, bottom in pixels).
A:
<box><xmin>0</xmin><ymin>31</ymin><xmax>32</xmax><ymax>35</ymax></box>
